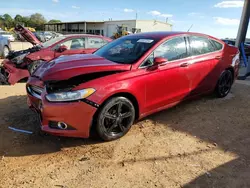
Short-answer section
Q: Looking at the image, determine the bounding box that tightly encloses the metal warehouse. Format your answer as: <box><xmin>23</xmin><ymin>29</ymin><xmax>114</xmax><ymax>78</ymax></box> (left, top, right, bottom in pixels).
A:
<box><xmin>44</xmin><ymin>19</ymin><xmax>172</xmax><ymax>37</ymax></box>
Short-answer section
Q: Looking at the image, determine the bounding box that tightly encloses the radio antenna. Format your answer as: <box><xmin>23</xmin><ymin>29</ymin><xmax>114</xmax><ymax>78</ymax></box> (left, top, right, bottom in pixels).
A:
<box><xmin>187</xmin><ymin>24</ymin><xmax>193</xmax><ymax>32</ymax></box>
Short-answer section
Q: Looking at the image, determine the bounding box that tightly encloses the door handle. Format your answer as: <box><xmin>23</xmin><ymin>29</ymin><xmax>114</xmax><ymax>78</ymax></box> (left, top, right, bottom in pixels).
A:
<box><xmin>180</xmin><ymin>62</ymin><xmax>189</xmax><ymax>67</ymax></box>
<box><xmin>215</xmin><ymin>56</ymin><xmax>222</xmax><ymax>60</ymax></box>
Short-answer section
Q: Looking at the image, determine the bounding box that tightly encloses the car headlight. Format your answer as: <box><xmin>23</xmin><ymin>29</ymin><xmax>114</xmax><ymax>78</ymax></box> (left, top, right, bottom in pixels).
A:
<box><xmin>45</xmin><ymin>88</ymin><xmax>96</xmax><ymax>102</ymax></box>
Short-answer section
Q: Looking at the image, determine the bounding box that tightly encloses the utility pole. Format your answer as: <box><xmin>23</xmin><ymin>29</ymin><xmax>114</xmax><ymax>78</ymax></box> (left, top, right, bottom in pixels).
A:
<box><xmin>235</xmin><ymin>0</ymin><xmax>250</xmax><ymax>79</ymax></box>
<box><xmin>235</xmin><ymin>0</ymin><xmax>250</xmax><ymax>47</ymax></box>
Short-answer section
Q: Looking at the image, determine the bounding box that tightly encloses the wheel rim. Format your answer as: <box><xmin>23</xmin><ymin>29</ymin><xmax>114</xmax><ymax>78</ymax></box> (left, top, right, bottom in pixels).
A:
<box><xmin>102</xmin><ymin>102</ymin><xmax>133</xmax><ymax>136</ymax></box>
<box><xmin>3</xmin><ymin>47</ymin><xmax>9</xmax><ymax>57</ymax></box>
<box><xmin>218</xmin><ymin>71</ymin><xmax>232</xmax><ymax>96</ymax></box>
<box><xmin>31</xmin><ymin>64</ymin><xmax>39</xmax><ymax>73</ymax></box>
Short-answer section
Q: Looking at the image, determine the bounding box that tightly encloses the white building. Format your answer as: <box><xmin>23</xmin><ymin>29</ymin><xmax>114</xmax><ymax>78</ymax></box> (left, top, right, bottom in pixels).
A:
<box><xmin>44</xmin><ymin>19</ymin><xmax>172</xmax><ymax>37</ymax></box>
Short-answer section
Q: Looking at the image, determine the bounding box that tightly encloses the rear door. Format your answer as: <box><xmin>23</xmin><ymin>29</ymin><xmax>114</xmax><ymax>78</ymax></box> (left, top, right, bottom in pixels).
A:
<box><xmin>187</xmin><ymin>35</ymin><xmax>219</xmax><ymax>95</ymax></box>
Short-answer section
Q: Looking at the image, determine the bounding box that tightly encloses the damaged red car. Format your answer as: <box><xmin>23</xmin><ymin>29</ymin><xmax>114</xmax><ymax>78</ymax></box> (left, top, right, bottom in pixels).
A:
<box><xmin>27</xmin><ymin>31</ymin><xmax>239</xmax><ymax>141</ymax></box>
<box><xmin>0</xmin><ymin>25</ymin><xmax>111</xmax><ymax>85</ymax></box>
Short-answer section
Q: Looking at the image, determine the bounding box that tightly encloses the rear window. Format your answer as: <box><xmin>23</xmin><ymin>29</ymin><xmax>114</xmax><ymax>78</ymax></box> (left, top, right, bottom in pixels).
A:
<box><xmin>211</xmin><ymin>40</ymin><xmax>223</xmax><ymax>51</ymax></box>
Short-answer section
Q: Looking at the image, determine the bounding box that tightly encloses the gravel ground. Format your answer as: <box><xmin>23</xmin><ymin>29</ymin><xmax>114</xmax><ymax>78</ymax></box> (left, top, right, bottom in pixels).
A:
<box><xmin>0</xmin><ymin>82</ymin><xmax>250</xmax><ymax>188</ymax></box>
<box><xmin>1</xmin><ymin>42</ymin><xmax>250</xmax><ymax>188</ymax></box>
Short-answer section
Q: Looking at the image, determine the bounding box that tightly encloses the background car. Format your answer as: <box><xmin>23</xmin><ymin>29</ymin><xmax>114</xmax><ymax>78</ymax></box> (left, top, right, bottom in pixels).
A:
<box><xmin>27</xmin><ymin>32</ymin><xmax>239</xmax><ymax>141</ymax></box>
<box><xmin>0</xmin><ymin>34</ymin><xmax>11</xmax><ymax>58</ymax></box>
<box><xmin>34</xmin><ymin>31</ymin><xmax>63</xmax><ymax>42</ymax></box>
<box><xmin>0</xmin><ymin>25</ymin><xmax>112</xmax><ymax>85</ymax></box>
<box><xmin>0</xmin><ymin>31</ymin><xmax>15</xmax><ymax>42</ymax></box>
<box><xmin>222</xmin><ymin>39</ymin><xmax>250</xmax><ymax>56</ymax></box>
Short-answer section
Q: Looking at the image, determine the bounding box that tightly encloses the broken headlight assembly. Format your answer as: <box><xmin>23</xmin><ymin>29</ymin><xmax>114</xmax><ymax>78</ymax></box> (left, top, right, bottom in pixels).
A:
<box><xmin>45</xmin><ymin>88</ymin><xmax>96</xmax><ymax>102</ymax></box>
<box><xmin>11</xmin><ymin>53</ymin><xmax>29</xmax><ymax>64</ymax></box>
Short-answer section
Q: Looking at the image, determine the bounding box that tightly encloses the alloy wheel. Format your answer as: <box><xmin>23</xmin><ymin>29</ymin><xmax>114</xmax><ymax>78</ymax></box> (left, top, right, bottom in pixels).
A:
<box><xmin>217</xmin><ymin>70</ymin><xmax>233</xmax><ymax>97</ymax></box>
<box><xmin>102</xmin><ymin>102</ymin><xmax>133</xmax><ymax>136</ymax></box>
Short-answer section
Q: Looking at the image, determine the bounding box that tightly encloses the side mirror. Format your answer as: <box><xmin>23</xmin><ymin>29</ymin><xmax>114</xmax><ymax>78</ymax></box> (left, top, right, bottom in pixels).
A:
<box><xmin>154</xmin><ymin>57</ymin><xmax>167</xmax><ymax>66</ymax></box>
<box><xmin>57</xmin><ymin>45</ymin><xmax>67</xmax><ymax>52</ymax></box>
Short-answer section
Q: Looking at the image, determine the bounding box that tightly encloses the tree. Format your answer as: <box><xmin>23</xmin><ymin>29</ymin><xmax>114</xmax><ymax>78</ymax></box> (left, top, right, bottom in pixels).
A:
<box><xmin>29</xmin><ymin>13</ymin><xmax>47</xmax><ymax>30</ymax></box>
<box><xmin>48</xmin><ymin>19</ymin><xmax>61</xmax><ymax>24</ymax></box>
<box><xmin>14</xmin><ymin>14</ymin><xmax>23</xmax><ymax>23</ymax></box>
<box><xmin>2</xmin><ymin>14</ymin><xmax>14</xmax><ymax>28</ymax></box>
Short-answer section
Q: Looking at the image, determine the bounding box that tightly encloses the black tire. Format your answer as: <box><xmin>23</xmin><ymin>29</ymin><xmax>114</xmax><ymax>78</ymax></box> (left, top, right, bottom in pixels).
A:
<box><xmin>215</xmin><ymin>70</ymin><xmax>233</xmax><ymax>98</ymax></box>
<box><xmin>28</xmin><ymin>60</ymin><xmax>43</xmax><ymax>75</ymax></box>
<box><xmin>3</xmin><ymin>46</ymin><xmax>9</xmax><ymax>58</ymax></box>
<box><xmin>96</xmin><ymin>96</ymin><xmax>135</xmax><ymax>141</ymax></box>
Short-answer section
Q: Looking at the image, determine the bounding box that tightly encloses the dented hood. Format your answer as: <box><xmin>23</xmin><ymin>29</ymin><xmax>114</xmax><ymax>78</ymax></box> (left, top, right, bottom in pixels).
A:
<box><xmin>15</xmin><ymin>25</ymin><xmax>41</xmax><ymax>45</ymax></box>
<box><xmin>34</xmin><ymin>54</ymin><xmax>131</xmax><ymax>81</ymax></box>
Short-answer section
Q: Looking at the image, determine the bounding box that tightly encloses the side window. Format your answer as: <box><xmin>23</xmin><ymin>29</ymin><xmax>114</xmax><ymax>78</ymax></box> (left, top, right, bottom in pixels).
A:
<box><xmin>189</xmin><ymin>36</ymin><xmax>215</xmax><ymax>56</ymax></box>
<box><xmin>210</xmin><ymin>40</ymin><xmax>223</xmax><ymax>51</ymax></box>
<box><xmin>87</xmin><ymin>37</ymin><xmax>107</xmax><ymax>48</ymax></box>
<box><xmin>60</xmin><ymin>38</ymin><xmax>86</xmax><ymax>50</ymax></box>
<box><xmin>140</xmin><ymin>37</ymin><xmax>188</xmax><ymax>68</ymax></box>
<box><xmin>154</xmin><ymin>37</ymin><xmax>188</xmax><ymax>61</ymax></box>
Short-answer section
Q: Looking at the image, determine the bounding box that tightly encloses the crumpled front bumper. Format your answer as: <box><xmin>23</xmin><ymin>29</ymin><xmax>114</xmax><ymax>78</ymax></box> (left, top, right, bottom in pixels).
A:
<box><xmin>0</xmin><ymin>60</ymin><xmax>30</xmax><ymax>85</ymax></box>
<box><xmin>27</xmin><ymin>77</ymin><xmax>98</xmax><ymax>138</ymax></box>
<box><xmin>0</xmin><ymin>66</ymin><xmax>9</xmax><ymax>84</ymax></box>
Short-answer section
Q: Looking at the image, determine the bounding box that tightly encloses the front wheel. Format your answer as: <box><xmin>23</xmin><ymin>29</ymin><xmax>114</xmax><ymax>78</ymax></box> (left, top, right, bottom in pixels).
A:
<box><xmin>28</xmin><ymin>60</ymin><xmax>44</xmax><ymax>75</ymax></box>
<box><xmin>96</xmin><ymin>97</ymin><xmax>135</xmax><ymax>141</ymax></box>
<box><xmin>215</xmin><ymin>70</ymin><xmax>233</xmax><ymax>98</ymax></box>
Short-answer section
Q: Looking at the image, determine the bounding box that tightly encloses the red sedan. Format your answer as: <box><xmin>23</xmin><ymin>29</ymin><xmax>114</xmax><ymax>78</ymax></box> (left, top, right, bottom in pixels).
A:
<box><xmin>27</xmin><ymin>31</ymin><xmax>240</xmax><ymax>141</ymax></box>
<box><xmin>0</xmin><ymin>25</ymin><xmax>111</xmax><ymax>85</ymax></box>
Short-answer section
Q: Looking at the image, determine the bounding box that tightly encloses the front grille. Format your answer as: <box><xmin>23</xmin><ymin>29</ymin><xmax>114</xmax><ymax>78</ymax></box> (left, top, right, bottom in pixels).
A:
<box><xmin>27</xmin><ymin>85</ymin><xmax>44</xmax><ymax>99</ymax></box>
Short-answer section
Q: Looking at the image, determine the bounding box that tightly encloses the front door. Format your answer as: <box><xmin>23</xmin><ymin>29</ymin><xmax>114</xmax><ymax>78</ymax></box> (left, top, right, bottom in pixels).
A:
<box><xmin>141</xmin><ymin>36</ymin><xmax>191</xmax><ymax>113</ymax></box>
<box><xmin>54</xmin><ymin>37</ymin><xmax>87</xmax><ymax>57</ymax></box>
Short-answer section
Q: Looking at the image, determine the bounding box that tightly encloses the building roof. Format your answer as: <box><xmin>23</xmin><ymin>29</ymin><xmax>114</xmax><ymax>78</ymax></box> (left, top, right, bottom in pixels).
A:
<box><xmin>44</xmin><ymin>19</ymin><xmax>172</xmax><ymax>26</ymax></box>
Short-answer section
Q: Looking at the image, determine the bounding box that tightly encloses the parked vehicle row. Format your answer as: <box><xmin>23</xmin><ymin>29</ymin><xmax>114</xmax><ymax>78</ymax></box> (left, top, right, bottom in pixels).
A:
<box><xmin>33</xmin><ymin>31</ymin><xmax>63</xmax><ymax>43</ymax></box>
<box><xmin>0</xmin><ymin>31</ymin><xmax>15</xmax><ymax>42</ymax></box>
<box><xmin>0</xmin><ymin>25</ymin><xmax>112</xmax><ymax>85</ymax></box>
<box><xmin>26</xmin><ymin>31</ymin><xmax>240</xmax><ymax>141</ymax></box>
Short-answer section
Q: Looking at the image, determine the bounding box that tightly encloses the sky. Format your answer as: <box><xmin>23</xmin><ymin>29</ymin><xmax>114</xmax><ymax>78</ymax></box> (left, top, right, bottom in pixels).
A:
<box><xmin>0</xmin><ymin>0</ymin><xmax>249</xmax><ymax>38</ymax></box>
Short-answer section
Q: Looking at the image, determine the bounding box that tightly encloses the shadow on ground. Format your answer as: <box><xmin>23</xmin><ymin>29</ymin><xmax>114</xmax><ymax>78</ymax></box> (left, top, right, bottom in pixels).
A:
<box><xmin>1</xmin><ymin>83</ymin><xmax>250</xmax><ymax>187</ymax></box>
<box><xmin>0</xmin><ymin>95</ymin><xmax>101</xmax><ymax>157</ymax></box>
<box><xmin>142</xmin><ymin>83</ymin><xmax>250</xmax><ymax>187</ymax></box>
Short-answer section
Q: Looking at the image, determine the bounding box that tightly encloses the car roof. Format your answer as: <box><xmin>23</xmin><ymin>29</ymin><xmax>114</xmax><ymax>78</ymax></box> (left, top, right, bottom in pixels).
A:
<box><xmin>64</xmin><ymin>34</ymin><xmax>105</xmax><ymax>38</ymax></box>
<box><xmin>125</xmin><ymin>31</ymin><xmax>216</xmax><ymax>40</ymax></box>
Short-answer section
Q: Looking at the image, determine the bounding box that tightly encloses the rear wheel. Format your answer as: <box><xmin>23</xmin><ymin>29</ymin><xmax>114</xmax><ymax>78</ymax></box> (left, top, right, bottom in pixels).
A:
<box><xmin>215</xmin><ymin>70</ymin><xmax>233</xmax><ymax>98</ymax></box>
<box><xmin>96</xmin><ymin>97</ymin><xmax>135</xmax><ymax>141</ymax></box>
<box><xmin>3</xmin><ymin>46</ymin><xmax>9</xmax><ymax>58</ymax></box>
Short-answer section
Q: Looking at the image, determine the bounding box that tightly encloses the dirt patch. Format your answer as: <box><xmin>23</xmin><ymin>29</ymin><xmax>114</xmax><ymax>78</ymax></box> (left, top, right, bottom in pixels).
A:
<box><xmin>0</xmin><ymin>83</ymin><xmax>250</xmax><ymax>188</ymax></box>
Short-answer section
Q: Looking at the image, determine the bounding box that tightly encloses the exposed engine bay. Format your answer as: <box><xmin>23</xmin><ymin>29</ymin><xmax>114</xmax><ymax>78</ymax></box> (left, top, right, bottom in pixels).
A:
<box><xmin>6</xmin><ymin>45</ymin><xmax>42</xmax><ymax>67</ymax></box>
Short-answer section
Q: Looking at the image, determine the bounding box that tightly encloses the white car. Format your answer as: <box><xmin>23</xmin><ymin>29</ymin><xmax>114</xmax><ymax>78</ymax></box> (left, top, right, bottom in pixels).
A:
<box><xmin>0</xmin><ymin>31</ymin><xmax>15</xmax><ymax>42</ymax></box>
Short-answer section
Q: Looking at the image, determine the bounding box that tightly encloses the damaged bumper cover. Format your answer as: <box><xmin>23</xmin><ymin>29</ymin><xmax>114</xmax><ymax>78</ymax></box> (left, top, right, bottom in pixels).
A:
<box><xmin>0</xmin><ymin>60</ymin><xmax>30</xmax><ymax>85</ymax></box>
<box><xmin>27</xmin><ymin>77</ymin><xmax>98</xmax><ymax>138</ymax></box>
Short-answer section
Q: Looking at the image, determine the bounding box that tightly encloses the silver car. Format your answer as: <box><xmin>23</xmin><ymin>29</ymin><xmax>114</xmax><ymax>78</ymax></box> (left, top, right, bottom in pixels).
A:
<box><xmin>0</xmin><ymin>34</ymin><xmax>10</xmax><ymax>58</ymax></box>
